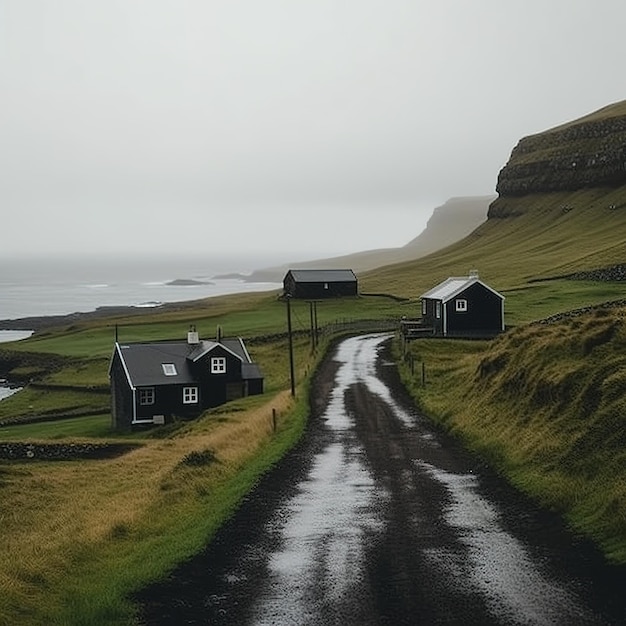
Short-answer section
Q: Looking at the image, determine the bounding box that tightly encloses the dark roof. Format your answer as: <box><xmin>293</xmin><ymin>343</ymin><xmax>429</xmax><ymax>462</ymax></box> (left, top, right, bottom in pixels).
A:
<box><xmin>113</xmin><ymin>338</ymin><xmax>255</xmax><ymax>387</ymax></box>
<box><xmin>285</xmin><ymin>269</ymin><xmax>357</xmax><ymax>283</ymax></box>
<box><xmin>242</xmin><ymin>362</ymin><xmax>263</xmax><ymax>381</ymax></box>
<box><xmin>421</xmin><ymin>275</ymin><xmax>504</xmax><ymax>303</ymax></box>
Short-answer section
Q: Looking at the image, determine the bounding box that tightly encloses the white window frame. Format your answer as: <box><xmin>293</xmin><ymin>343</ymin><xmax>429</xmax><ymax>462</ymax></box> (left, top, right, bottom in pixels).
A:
<box><xmin>422</xmin><ymin>299</ymin><xmax>427</xmax><ymax>315</ymax></box>
<box><xmin>435</xmin><ymin>301</ymin><xmax>441</xmax><ymax>319</ymax></box>
<box><xmin>183</xmin><ymin>386</ymin><xmax>198</xmax><ymax>404</ymax></box>
<box><xmin>455</xmin><ymin>299</ymin><xmax>468</xmax><ymax>312</ymax></box>
<box><xmin>162</xmin><ymin>363</ymin><xmax>177</xmax><ymax>376</ymax></box>
<box><xmin>211</xmin><ymin>356</ymin><xmax>227</xmax><ymax>374</ymax></box>
<box><xmin>139</xmin><ymin>387</ymin><xmax>155</xmax><ymax>405</ymax></box>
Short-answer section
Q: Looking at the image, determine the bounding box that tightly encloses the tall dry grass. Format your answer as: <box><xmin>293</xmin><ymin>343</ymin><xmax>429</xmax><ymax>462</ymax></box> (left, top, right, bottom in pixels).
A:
<box><xmin>0</xmin><ymin>389</ymin><xmax>297</xmax><ymax>625</ymax></box>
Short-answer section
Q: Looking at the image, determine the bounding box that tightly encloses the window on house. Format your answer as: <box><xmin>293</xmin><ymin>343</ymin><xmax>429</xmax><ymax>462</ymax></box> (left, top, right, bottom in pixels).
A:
<box><xmin>211</xmin><ymin>356</ymin><xmax>227</xmax><ymax>374</ymax></box>
<box><xmin>162</xmin><ymin>363</ymin><xmax>177</xmax><ymax>376</ymax></box>
<box><xmin>422</xmin><ymin>299</ymin><xmax>427</xmax><ymax>315</ymax></box>
<box><xmin>455</xmin><ymin>299</ymin><xmax>468</xmax><ymax>312</ymax></box>
<box><xmin>183</xmin><ymin>386</ymin><xmax>198</xmax><ymax>404</ymax></box>
<box><xmin>435</xmin><ymin>301</ymin><xmax>441</xmax><ymax>319</ymax></box>
<box><xmin>139</xmin><ymin>387</ymin><xmax>155</xmax><ymax>405</ymax></box>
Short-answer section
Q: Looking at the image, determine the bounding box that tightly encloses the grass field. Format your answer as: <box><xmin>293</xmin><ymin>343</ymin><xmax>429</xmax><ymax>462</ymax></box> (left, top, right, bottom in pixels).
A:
<box><xmin>3</xmin><ymin>183</ymin><xmax>626</xmax><ymax>623</ymax></box>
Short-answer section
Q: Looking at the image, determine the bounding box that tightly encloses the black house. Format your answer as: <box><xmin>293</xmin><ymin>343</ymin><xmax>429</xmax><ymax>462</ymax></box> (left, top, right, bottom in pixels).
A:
<box><xmin>283</xmin><ymin>269</ymin><xmax>358</xmax><ymax>299</ymax></box>
<box><xmin>108</xmin><ymin>328</ymin><xmax>263</xmax><ymax>431</ymax></box>
<box><xmin>420</xmin><ymin>272</ymin><xmax>504</xmax><ymax>337</ymax></box>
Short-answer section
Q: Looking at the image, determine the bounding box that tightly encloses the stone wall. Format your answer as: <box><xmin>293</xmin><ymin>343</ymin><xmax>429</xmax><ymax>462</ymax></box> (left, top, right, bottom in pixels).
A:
<box><xmin>0</xmin><ymin>441</ymin><xmax>140</xmax><ymax>460</ymax></box>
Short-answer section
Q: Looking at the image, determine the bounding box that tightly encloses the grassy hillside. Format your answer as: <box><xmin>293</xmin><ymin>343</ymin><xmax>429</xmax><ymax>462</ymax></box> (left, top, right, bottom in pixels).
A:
<box><xmin>360</xmin><ymin>186</ymin><xmax>626</xmax><ymax>320</ymax></box>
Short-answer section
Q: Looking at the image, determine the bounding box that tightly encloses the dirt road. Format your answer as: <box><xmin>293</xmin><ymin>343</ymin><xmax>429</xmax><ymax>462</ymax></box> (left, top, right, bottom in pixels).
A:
<box><xmin>136</xmin><ymin>333</ymin><xmax>626</xmax><ymax>625</ymax></box>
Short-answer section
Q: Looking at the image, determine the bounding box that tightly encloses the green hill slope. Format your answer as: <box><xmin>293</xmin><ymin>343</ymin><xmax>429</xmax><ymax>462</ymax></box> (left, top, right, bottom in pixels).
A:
<box><xmin>362</xmin><ymin>187</ymin><xmax>626</xmax><ymax>306</ymax></box>
<box><xmin>395</xmin><ymin>100</ymin><xmax>626</xmax><ymax>563</ymax></box>
<box><xmin>362</xmin><ymin>100</ymin><xmax>626</xmax><ymax>307</ymax></box>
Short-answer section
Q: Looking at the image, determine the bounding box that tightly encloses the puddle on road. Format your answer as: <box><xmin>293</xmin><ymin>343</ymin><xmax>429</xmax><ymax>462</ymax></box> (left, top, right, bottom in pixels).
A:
<box><xmin>418</xmin><ymin>461</ymin><xmax>597</xmax><ymax>625</ymax></box>
<box><xmin>251</xmin><ymin>438</ymin><xmax>385</xmax><ymax>624</ymax></box>
<box><xmin>249</xmin><ymin>335</ymin><xmax>395</xmax><ymax>624</ymax></box>
<box><xmin>333</xmin><ymin>333</ymin><xmax>416</xmax><ymax>427</ymax></box>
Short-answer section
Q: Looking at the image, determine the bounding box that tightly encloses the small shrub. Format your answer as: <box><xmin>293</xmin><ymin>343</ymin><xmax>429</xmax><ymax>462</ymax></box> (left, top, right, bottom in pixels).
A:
<box><xmin>109</xmin><ymin>523</ymin><xmax>130</xmax><ymax>540</ymax></box>
<box><xmin>180</xmin><ymin>449</ymin><xmax>217</xmax><ymax>467</ymax></box>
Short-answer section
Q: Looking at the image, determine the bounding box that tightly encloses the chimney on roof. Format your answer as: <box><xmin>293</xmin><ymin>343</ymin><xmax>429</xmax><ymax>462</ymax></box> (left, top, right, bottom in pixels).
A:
<box><xmin>187</xmin><ymin>324</ymin><xmax>199</xmax><ymax>344</ymax></box>
<box><xmin>469</xmin><ymin>269</ymin><xmax>479</xmax><ymax>278</ymax></box>
<box><xmin>216</xmin><ymin>325</ymin><xmax>223</xmax><ymax>343</ymax></box>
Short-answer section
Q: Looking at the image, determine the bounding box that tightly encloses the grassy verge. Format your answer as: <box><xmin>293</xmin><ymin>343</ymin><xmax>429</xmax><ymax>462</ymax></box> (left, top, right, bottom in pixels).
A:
<box><xmin>396</xmin><ymin>303</ymin><xmax>626</xmax><ymax>563</ymax></box>
<box><xmin>0</xmin><ymin>345</ymin><xmax>321</xmax><ymax>625</ymax></box>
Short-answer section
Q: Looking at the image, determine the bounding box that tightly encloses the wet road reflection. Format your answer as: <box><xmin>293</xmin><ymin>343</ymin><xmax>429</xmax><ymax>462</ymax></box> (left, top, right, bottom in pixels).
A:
<box><xmin>138</xmin><ymin>333</ymin><xmax>626</xmax><ymax>625</ymax></box>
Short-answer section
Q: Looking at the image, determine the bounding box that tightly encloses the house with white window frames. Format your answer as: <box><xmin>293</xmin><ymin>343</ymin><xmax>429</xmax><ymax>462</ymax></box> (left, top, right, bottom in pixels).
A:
<box><xmin>419</xmin><ymin>271</ymin><xmax>505</xmax><ymax>337</ymax></box>
<box><xmin>109</xmin><ymin>327</ymin><xmax>264</xmax><ymax>431</ymax></box>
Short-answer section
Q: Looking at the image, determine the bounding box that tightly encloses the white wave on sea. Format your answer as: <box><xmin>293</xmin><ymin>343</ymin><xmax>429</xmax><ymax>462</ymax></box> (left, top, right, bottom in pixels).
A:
<box><xmin>0</xmin><ymin>253</ymin><xmax>284</xmax><ymax>326</ymax></box>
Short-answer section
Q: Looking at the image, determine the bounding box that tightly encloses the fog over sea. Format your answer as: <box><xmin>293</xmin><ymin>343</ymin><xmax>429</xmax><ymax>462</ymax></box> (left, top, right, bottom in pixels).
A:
<box><xmin>0</xmin><ymin>253</ymin><xmax>285</xmax><ymax>329</ymax></box>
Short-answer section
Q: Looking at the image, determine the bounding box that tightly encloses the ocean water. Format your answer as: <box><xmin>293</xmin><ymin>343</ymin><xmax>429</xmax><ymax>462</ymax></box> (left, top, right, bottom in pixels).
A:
<box><xmin>0</xmin><ymin>253</ymin><xmax>285</xmax><ymax>326</ymax></box>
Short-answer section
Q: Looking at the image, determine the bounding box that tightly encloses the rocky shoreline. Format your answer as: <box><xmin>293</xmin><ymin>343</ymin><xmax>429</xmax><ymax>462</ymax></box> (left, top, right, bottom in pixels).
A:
<box><xmin>0</xmin><ymin>298</ymin><xmax>211</xmax><ymax>332</ymax></box>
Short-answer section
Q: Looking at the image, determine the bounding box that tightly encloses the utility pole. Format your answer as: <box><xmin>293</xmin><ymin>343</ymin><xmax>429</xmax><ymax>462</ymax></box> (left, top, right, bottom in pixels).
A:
<box><xmin>309</xmin><ymin>301</ymin><xmax>314</xmax><ymax>352</ymax></box>
<box><xmin>286</xmin><ymin>295</ymin><xmax>295</xmax><ymax>396</ymax></box>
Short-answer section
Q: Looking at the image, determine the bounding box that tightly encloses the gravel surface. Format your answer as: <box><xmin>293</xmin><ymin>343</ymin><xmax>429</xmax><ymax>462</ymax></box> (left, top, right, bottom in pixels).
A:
<box><xmin>135</xmin><ymin>334</ymin><xmax>626</xmax><ymax>625</ymax></box>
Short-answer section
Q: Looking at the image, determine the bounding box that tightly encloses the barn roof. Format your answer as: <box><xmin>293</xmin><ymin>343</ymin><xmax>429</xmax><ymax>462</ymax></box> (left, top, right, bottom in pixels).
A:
<box><xmin>421</xmin><ymin>276</ymin><xmax>504</xmax><ymax>303</ymax></box>
<box><xmin>113</xmin><ymin>337</ymin><xmax>257</xmax><ymax>388</ymax></box>
<box><xmin>285</xmin><ymin>269</ymin><xmax>357</xmax><ymax>283</ymax></box>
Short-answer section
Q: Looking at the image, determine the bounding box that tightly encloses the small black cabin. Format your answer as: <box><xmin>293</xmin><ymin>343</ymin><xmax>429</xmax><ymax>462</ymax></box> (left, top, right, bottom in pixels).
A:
<box><xmin>109</xmin><ymin>328</ymin><xmax>263</xmax><ymax>431</ymax></box>
<box><xmin>283</xmin><ymin>269</ymin><xmax>358</xmax><ymax>299</ymax></box>
<box><xmin>420</xmin><ymin>272</ymin><xmax>504</xmax><ymax>337</ymax></box>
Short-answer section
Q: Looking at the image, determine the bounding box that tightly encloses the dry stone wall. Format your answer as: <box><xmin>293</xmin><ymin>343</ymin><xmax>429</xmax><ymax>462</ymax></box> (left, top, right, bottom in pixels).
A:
<box><xmin>0</xmin><ymin>441</ymin><xmax>140</xmax><ymax>460</ymax></box>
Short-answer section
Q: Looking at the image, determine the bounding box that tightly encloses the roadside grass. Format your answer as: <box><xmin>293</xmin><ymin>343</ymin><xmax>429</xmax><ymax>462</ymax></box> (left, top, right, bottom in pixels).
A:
<box><xmin>397</xmin><ymin>303</ymin><xmax>626</xmax><ymax>563</ymax></box>
<box><xmin>0</xmin><ymin>347</ymin><xmax>318</xmax><ymax>625</ymax></box>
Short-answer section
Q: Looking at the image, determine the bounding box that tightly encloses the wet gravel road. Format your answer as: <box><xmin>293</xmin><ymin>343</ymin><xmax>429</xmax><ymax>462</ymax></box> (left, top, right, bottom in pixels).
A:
<box><xmin>137</xmin><ymin>333</ymin><xmax>626</xmax><ymax>625</ymax></box>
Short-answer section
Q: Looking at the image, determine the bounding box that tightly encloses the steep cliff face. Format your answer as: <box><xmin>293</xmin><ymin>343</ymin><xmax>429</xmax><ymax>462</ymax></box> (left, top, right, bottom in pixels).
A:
<box><xmin>494</xmin><ymin>100</ymin><xmax>626</xmax><ymax>198</ymax></box>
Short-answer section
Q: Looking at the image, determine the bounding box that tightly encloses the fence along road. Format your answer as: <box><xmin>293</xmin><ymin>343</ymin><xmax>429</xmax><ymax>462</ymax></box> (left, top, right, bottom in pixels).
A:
<box><xmin>137</xmin><ymin>333</ymin><xmax>626</xmax><ymax>625</ymax></box>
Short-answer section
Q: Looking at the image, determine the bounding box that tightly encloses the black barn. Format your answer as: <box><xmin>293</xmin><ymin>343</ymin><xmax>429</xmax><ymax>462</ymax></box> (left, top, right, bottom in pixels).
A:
<box><xmin>420</xmin><ymin>273</ymin><xmax>504</xmax><ymax>337</ymax></box>
<box><xmin>283</xmin><ymin>269</ymin><xmax>358</xmax><ymax>299</ymax></box>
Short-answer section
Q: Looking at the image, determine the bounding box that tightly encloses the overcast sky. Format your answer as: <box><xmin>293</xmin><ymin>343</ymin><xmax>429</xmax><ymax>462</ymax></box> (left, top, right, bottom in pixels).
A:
<box><xmin>2</xmin><ymin>1</ymin><xmax>626</xmax><ymax>262</ymax></box>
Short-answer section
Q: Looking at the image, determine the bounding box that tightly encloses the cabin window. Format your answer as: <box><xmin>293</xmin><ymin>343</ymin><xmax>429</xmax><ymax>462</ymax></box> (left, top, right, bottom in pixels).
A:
<box><xmin>211</xmin><ymin>357</ymin><xmax>227</xmax><ymax>374</ymax></box>
<box><xmin>422</xmin><ymin>300</ymin><xmax>427</xmax><ymax>315</ymax></box>
<box><xmin>324</xmin><ymin>282</ymin><xmax>329</xmax><ymax>289</ymax></box>
<box><xmin>162</xmin><ymin>363</ymin><xmax>177</xmax><ymax>376</ymax></box>
<box><xmin>183</xmin><ymin>386</ymin><xmax>198</xmax><ymax>404</ymax></box>
<box><xmin>435</xmin><ymin>301</ymin><xmax>441</xmax><ymax>319</ymax></box>
<box><xmin>139</xmin><ymin>387</ymin><xmax>155</xmax><ymax>405</ymax></box>
<box><xmin>455</xmin><ymin>299</ymin><xmax>468</xmax><ymax>312</ymax></box>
